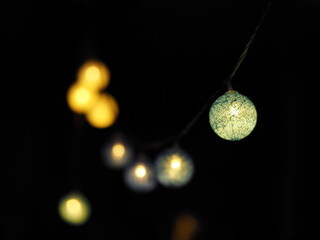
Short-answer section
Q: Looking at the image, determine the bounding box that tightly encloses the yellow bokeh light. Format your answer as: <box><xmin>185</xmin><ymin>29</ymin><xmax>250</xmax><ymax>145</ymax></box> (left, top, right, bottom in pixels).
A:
<box><xmin>58</xmin><ymin>192</ymin><xmax>91</xmax><ymax>226</ymax></box>
<box><xmin>112</xmin><ymin>143</ymin><xmax>126</xmax><ymax>160</ymax></box>
<box><xmin>170</xmin><ymin>155</ymin><xmax>182</xmax><ymax>169</ymax></box>
<box><xmin>77</xmin><ymin>59</ymin><xmax>110</xmax><ymax>90</ymax></box>
<box><xmin>124</xmin><ymin>160</ymin><xmax>156</xmax><ymax>192</ymax></box>
<box><xmin>85</xmin><ymin>93</ymin><xmax>119</xmax><ymax>128</ymax></box>
<box><xmin>66</xmin><ymin>198</ymin><xmax>82</xmax><ymax>214</ymax></box>
<box><xmin>135</xmin><ymin>164</ymin><xmax>147</xmax><ymax>178</ymax></box>
<box><xmin>155</xmin><ymin>148</ymin><xmax>194</xmax><ymax>188</ymax></box>
<box><xmin>67</xmin><ymin>83</ymin><xmax>99</xmax><ymax>114</ymax></box>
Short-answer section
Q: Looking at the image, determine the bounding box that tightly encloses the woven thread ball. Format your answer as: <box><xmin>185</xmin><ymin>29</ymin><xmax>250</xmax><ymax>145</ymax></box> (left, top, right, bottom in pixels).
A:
<box><xmin>155</xmin><ymin>148</ymin><xmax>194</xmax><ymax>188</ymax></box>
<box><xmin>209</xmin><ymin>91</ymin><xmax>257</xmax><ymax>141</ymax></box>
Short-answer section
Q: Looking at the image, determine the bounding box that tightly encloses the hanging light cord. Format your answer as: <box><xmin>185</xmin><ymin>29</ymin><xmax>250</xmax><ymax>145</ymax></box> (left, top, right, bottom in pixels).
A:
<box><xmin>226</xmin><ymin>0</ymin><xmax>273</xmax><ymax>91</ymax></box>
<box><xmin>140</xmin><ymin>1</ymin><xmax>272</xmax><ymax>150</ymax></box>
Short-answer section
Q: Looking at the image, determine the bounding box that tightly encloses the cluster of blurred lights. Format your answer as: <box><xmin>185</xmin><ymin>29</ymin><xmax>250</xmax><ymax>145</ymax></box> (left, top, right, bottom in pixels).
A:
<box><xmin>67</xmin><ymin>59</ymin><xmax>119</xmax><ymax>128</ymax></box>
<box><xmin>101</xmin><ymin>135</ymin><xmax>195</xmax><ymax>193</ymax></box>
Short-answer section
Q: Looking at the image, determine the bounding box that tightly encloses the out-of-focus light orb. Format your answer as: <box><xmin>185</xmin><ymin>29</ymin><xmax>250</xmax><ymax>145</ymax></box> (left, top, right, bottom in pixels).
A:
<box><xmin>172</xmin><ymin>214</ymin><xmax>199</xmax><ymax>240</ymax></box>
<box><xmin>85</xmin><ymin>93</ymin><xmax>119</xmax><ymax>128</ymax></box>
<box><xmin>77</xmin><ymin>59</ymin><xmax>110</xmax><ymax>90</ymax></box>
<box><xmin>155</xmin><ymin>148</ymin><xmax>194</xmax><ymax>188</ymax></box>
<box><xmin>58</xmin><ymin>192</ymin><xmax>91</xmax><ymax>226</ymax></box>
<box><xmin>209</xmin><ymin>91</ymin><xmax>257</xmax><ymax>141</ymax></box>
<box><xmin>124</xmin><ymin>159</ymin><xmax>156</xmax><ymax>192</ymax></box>
<box><xmin>102</xmin><ymin>136</ymin><xmax>133</xmax><ymax>169</ymax></box>
<box><xmin>67</xmin><ymin>83</ymin><xmax>99</xmax><ymax>114</ymax></box>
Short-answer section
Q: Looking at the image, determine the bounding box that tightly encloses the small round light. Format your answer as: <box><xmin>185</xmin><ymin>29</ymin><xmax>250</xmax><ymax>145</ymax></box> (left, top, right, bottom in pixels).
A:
<box><xmin>155</xmin><ymin>148</ymin><xmax>194</xmax><ymax>188</ymax></box>
<box><xmin>102</xmin><ymin>136</ymin><xmax>133</xmax><ymax>169</ymax></box>
<box><xmin>77</xmin><ymin>59</ymin><xmax>110</xmax><ymax>90</ymax></box>
<box><xmin>58</xmin><ymin>192</ymin><xmax>91</xmax><ymax>226</ymax></box>
<box><xmin>85</xmin><ymin>93</ymin><xmax>119</xmax><ymax>128</ymax></box>
<box><xmin>67</xmin><ymin>83</ymin><xmax>99</xmax><ymax>114</ymax></box>
<box><xmin>209</xmin><ymin>91</ymin><xmax>257</xmax><ymax>141</ymax></box>
<box><xmin>124</xmin><ymin>158</ymin><xmax>156</xmax><ymax>192</ymax></box>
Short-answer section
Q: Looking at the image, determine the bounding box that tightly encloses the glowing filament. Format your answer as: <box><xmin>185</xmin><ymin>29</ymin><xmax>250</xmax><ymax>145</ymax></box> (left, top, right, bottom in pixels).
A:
<box><xmin>230</xmin><ymin>107</ymin><xmax>239</xmax><ymax>116</ymax></box>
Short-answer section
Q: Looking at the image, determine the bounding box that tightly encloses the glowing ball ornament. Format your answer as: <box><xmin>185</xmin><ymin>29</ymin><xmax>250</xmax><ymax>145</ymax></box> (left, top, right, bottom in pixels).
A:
<box><xmin>124</xmin><ymin>157</ymin><xmax>156</xmax><ymax>192</ymax></box>
<box><xmin>155</xmin><ymin>148</ymin><xmax>194</xmax><ymax>188</ymax></box>
<box><xmin>67</xmin><ymin>83</ymin><xmax>99</xmax><ymax>114</ymax></box>
<box><xmin>209</xmin><ymin>91</ymin><xmax>257</xmax><ymax>141</ymax></box>
<box><xmin>58</xmin><ymin>192</ymin><xmax>91</xmax><ymax>226</ymax></box>
<box><xmin>102</xmin><ymin>136</ymin><xmax>133</xmax><ymax>169</ymax></box>
<box><xmin>85</xmin><ymin>93</ymin><xmax>119</xmax><ymax>128</ymax></box>
<box><xmin>77</xmin><ymin>59</ymin><xmax>111</xmax><ymax>91</ymax></box>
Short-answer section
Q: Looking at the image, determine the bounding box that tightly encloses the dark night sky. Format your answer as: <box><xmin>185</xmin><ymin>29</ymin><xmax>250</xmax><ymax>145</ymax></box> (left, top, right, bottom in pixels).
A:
<box><xmin>1</xmin><ymin>0</ymin><xmax>319</xmax><ymax>240</ymax></box>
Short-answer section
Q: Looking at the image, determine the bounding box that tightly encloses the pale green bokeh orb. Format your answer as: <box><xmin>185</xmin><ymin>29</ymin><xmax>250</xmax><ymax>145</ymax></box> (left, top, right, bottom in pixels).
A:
<box><xmin>58</xmin><ymin>192</ymin><xmax>91</xmax><ymax>226</ymax></box>
<box><xmin>209</xmin><ymin>91</ymin><xmax>257</xmax><ymax>141</ymax></box>
<box><xmin>155</xmin><ymin>148</ymin><xmax>194</xmax><ymax>188</ymax></box>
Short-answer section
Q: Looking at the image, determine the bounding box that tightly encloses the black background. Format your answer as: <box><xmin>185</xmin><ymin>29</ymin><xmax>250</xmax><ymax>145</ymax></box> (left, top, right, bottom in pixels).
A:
<box><xmin>1</xmin><ymin>0</ymin><xmax>319</xmax><ymax>239</ymax></box>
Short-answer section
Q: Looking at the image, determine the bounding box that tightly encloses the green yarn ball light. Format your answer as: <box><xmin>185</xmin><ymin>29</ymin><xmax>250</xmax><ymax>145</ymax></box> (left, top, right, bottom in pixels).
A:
<box><xmin>209</xmin><ymin>91</ymin><xmax>257</xmax><ymax>141</ymax></box>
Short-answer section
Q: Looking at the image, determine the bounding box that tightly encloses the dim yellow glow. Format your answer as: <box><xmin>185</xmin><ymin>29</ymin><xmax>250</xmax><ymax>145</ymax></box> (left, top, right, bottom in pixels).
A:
<box><xmin>77</xmin><ymin>59</ymin><xmax>110</xmax><ymax>90</ymax></box>
<box><xmin>112</xmin><ymin>143</ymin><xmax>126</xmax><ymax>160</ymax></box>
<box><xmin>172</xmin><ymin>214</ymin><xmax>198</xmax><ymax>240</ymax></box>
<box><xmin>85</xmin><ymin>93</ymin><xmax>119</xmax><ymax>128</ymax></box>
<box><xmin>135</xmin><ymin>164</ymin><xmax>147</xmax><ymax>178</ymax></box>
<box><xmin>67</xmin><ymin>83</ymin><xmax>99</xmax><ymax>114</ymax></box>
<box><xmin>58</xmin><ymin>192</ymin><xmax>91</xmax><ymax>226</ymax></box>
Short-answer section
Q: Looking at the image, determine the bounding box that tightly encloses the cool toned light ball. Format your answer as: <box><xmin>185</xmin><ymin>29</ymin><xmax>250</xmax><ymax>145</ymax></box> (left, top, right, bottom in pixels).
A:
<box><xmin>209</xmin><ymin>91</ymin><xmax>257</xmax><ymax>141</ymax></box>
<box><xmin>155</xmin><ymin>148</ymin><xmax>194</xmax><ymax>188</ymax></box>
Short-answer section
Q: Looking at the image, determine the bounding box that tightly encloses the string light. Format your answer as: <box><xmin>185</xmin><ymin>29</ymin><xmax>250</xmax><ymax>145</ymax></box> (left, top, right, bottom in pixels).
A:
<box><xmin>67</xmin><ymin>82</ymin><xmax>99</xmax><ymax>114</ymax></box>
<box><xmin>77</xmin><ymin>59</ymin><xmax>111</xmax><ymax>91</ymax></box>
<box><xmin>209</xmin><ymin>91</ymin><xmax>257</xmax><ymax>141</ymax></box>
<box><xmin>85</xmin><ymin>93</ymin><xmax>119</xmax><ymax>128</ymax></box>
<box><xmin>102</xmin><ymin>135</ymin><xmax>133</xmax><ymax>169</ymax></box>
<box><xmin>155</xmin><ymin>148</ymin><xmax>194</xmax><ymax>188</ymax></box>
<box><xmin>124</xmin><ymin>157</ymin><xmax>156</xmax><ymax>192</ymax></box>
<box><xmin>58</xmin><ymin>192</ymin><xmax>91</xmax><ymax>226</ymax></box>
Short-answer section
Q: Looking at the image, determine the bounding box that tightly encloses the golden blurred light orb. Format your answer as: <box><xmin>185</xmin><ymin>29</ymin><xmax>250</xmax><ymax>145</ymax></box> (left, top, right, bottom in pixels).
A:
<box><xmin>67</xmin><ymin>83</ymin><xmax>99</xmax><ymax>114</ymax></box>
<box><xmin>102</xmin><ymin>136</ymin><xmax>133</xmax><ymax>169</ymax></box>
<box><xmin>58</xmin><ymin>192</ymin><xmax>91</xmax><ymax>226</ymax></box>
<box><xmin>77</xmin><ymin>59</ymin><xmax>110</xmax><ymax>90</ymax></box>
<box><xmin>85</xmin><ymin>93</ymin><xmax>119</xmax><ymax>128</ymax></box>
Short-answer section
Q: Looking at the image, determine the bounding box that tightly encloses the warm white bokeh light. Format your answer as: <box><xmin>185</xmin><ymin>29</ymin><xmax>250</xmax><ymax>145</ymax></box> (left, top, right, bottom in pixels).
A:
<box><xmin>112</xmin><ymin>143</ymin><xmax>126</xmax><ymax>160</ymax></box>
<box><xmin>155</xmin><ymin>148</ymin><xmax>194</xmax><ymax>188</ymax></box>
<box><xmin>58</xmin><ymin>192</ymin><xmax>91</xmax><ymax>226</ymax></box>
<box><xmin>67</xmin><ymin>83</ymin><xmax>99</xmax><ymax>114</ymax></box>
<box><xmin>85</xmin><ymin>93</ymin><xmax>119</xmax><ymax>128</ymax></box>
<box><xmin>77</xmin><ymin>59</ymin><xmax>110</xmax><ymax>90</ymax></box>
<box><xmin>209</xmin><ymin>91</ymin><xmax>257</xmax><ymax>141</ymax></box>
<box><xmin>102</xmin><ymin>135</ymin><xmax>133</xmax><ymax>169</ymax></box>
<box><xmin>135</xmin><ymin>164</ymin><xmax>147</xmax><ymax>178</ymax></box>
<box><xmin>124</xmin><ymin>159</ymin><xmax>156</xmax><ymax>192</ymax></box>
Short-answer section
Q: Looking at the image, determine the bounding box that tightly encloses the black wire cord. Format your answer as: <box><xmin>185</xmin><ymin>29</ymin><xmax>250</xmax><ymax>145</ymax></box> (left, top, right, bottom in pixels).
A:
<box><xmin>138</xmin><ymin>1</ymin><xmax>273</xmax><ymax>150</ymax></box>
